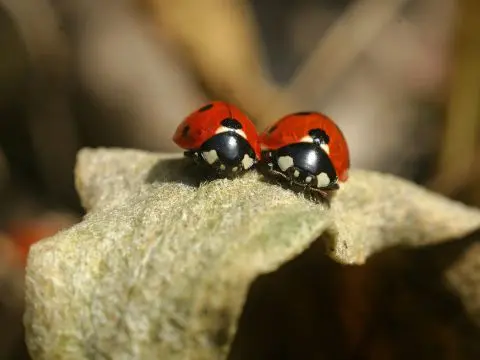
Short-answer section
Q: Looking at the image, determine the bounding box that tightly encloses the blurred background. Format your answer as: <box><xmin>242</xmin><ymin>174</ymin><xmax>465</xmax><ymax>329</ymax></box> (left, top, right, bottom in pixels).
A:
<box><xmin>0</xmin><ymin>0</ymin><xmax>479</xmax><ymax>358</ymax></box>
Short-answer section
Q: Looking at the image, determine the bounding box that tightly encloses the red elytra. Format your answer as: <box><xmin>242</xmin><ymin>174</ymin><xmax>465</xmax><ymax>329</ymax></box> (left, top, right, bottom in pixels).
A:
<box><xmin>173</xmin><ymin>101</ymin><xmax>261</xmax><ymax>159</ymax></box>
<box><xmin>260</xmin><ymin>111</ymin><xmax>350</xmax><ymax>182</ymax></box>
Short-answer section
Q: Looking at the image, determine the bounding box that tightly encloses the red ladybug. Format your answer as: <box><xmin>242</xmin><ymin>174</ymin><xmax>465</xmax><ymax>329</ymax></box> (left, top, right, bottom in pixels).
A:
<box><xmin>259</xmin><ymin>111</ymin><xmax>350</xmax><ymax>193</ymax></box>
<box><xmin>173</xmin><ymin>101</ymin><xmax>261</xmax><ymax>176</ymax></box>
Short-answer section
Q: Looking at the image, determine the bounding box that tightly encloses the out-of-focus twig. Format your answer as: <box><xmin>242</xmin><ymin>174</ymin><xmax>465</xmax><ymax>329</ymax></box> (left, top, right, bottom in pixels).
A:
<box><xmin>1</xmin><ymin>0</ymin><xmax>80</xmax><ymax>206</ymax></box>
<box><xmin>143</xmin><ymin>0</ymin><xmax>299</xmax><ymax>129</ymax></box>
<box><xmin>288</xmin><ymin>0</ymin><xmax>409</xmax><ymax>99</ymax></box>
<box><xmin>261</xmin><ymin>0</ymin><xmax>409</xmax><ymax>124</ymax></box>
<box><xmin>428</xmin><ymin>0</ymin><xmax>480</xmax><ymax>196</ymax></box>
<box><xmin>55</xmin><ymin>0</ymin><xmax>207</xmax><ymax>152</ymax></box>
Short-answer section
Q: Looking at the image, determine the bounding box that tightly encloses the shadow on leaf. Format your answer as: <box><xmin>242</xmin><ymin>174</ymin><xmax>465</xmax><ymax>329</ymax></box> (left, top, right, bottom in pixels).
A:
<box><xmin>145</xmin><ymin>157</ymin><xmax>214</xmax><ymax>187</ymax></box>
<box><xmin>228</xmin><ymin>230</ymin><xmax>480</xmax><ymax>360</ymax></box>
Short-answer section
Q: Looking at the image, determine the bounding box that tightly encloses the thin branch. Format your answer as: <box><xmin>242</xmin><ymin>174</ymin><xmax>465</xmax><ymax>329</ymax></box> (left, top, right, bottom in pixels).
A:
<box><xmin>263</xmin><ymin>0</ymin><xmax>409</xmax><ymax>121</ymax></box>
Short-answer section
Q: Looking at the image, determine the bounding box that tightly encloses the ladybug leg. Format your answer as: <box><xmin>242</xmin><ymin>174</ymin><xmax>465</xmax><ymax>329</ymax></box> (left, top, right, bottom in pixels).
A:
<box><xmin>303</xmin><ymin>179</ymin><xmax>312</xmax><ymax>193</ymax></box>
<box><xmin>184</xmin><ymin>150</ymin><xmax>203</xmax><ymax>166</ymax></box>
<box><xmin>262</xmin><ymin>165</ymin><xmax>289</xmax><ymax>185</ymax></box>
<box><xmin>184</xmin><ymin>150</ymin><xmax>200</xmax><ymax>160</ymax></box>
<box><xmin>283</xmin><ymin>167</ymin><xmax>297</xmax><ymax>186</ymax></box>
<box><xmin>322</xmin><ymin>181</ymin><xmax>340</xmax><ymax>191</ymax></box>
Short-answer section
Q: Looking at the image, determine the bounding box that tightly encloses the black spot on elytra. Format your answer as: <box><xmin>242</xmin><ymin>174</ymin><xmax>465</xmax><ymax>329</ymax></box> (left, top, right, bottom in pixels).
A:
<box><xmin>198</xmin><ymin>103</ymin><xmax>214</xmax><ymax>112</ymax></box>
<box><xmin>293</xmin><ymin>111</ymin><xmax>314</xmax><ymax>116</ymax></box>
<box><xmin>221</xmin><ymin>118</ymin><xmax>243</xmax><ymax>129</ymax></box>
<box><xmin>267</xmin><ymin>125</ymin><xmax>278</xmax><ymax>134</ymax></box>
<box><xmin>182</xmin><ymin>125</ymin><xmax>190</xmax><ymax>138</ymax></box>
<box><xmin>309</xmin><ymin>128</ymin><xmax>329</xmax><ymax>144</ymax></box>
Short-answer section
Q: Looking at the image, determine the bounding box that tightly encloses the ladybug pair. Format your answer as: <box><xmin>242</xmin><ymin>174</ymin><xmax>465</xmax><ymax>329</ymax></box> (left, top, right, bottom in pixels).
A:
<box><xmin>173</xmin><ymin>101</ymin><xmax>350</xmax><ymax>197</ymax></box>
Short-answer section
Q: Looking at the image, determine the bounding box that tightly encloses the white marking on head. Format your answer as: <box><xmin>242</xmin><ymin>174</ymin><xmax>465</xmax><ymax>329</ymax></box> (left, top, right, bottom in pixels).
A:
<box><xmin>316</xmin><ymin>172</ymin><xmax>331</xmax><ymax>188</ymax></box>
<box><xmin>215</xmin><ymin>126</ymin><xmax>247</xmax><ymax>139</ymax></box>
<box><xmin>215</xmin><ymin>126</ymin><xmax>230</xmax><ymax>135</ymax></box>
<box><xmin>305</xmin><ymin>176</ymin><xmax>312</xmax><ymax>183</ymax></box>
<box><xmin>241</xmin><ymin>154</ymin><xmax>254</xmax><ymax>169</ymax></box>
<box><xmin>235</xmin><ymin>129</ymin><xmax>247</xmax><ymax>138</ymax></box>
<box><xmin>320</xmin><ymin>143</ymin><xmax>330</xmax><ymax>155</ymax></box>
<box><xmin>220</xmin><ymin>164</ymin><xmax>226</xmax><ymax>170</ymax></box>
<box><xmin>202</xmin><ymin>150</ymin><xmax>218</xmax><ymax>164</ymax></box>
<box><xmin>232</xmin><ymin>167</ymin><xmax>238</xmax><ymax>172</ymax></box>
<box><xmin>293</xmin><ymin>170</ymin><xmax>300</xmax><ymax>177</ymax></box>
<box><xmin>300</xmin><ymin>135</ymin><xmax>314</xmax><ymax>143</ymax></box>
<box><xmin>277</xmin><ymin>156</ymin><xmax>294</xmax><ymax>172</ymax></box>
<box><xmin>267</xmin><ymin>162</ymin><xmax>273</xmax><ymax>168</ymax></box>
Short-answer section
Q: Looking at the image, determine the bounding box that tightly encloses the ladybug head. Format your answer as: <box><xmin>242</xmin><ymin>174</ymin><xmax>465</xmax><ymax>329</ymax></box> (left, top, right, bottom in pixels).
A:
<box><xmin>263</xmin><ymin>142</ymin><xmax>339</xmax><ymax>191</ymax></box>
<box><xmin>194</xmin><ymin>118</ymin><xmax>257</xmax><ymax>176</ymax></box>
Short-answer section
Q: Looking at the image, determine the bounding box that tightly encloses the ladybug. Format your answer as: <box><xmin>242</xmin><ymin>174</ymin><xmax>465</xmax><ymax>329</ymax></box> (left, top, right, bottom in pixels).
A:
<box><xmin>259</xmin><ymin>111</ymin><xmax>350</xmax><ymax>194</ymax></box>
<box><xmin>173</xmin><ymin>101</ymin><xmax>261</xmax><ymax>176</ymax></box>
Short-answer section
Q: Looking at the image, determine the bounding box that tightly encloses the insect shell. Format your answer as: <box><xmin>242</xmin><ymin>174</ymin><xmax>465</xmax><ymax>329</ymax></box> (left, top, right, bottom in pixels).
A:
<box><xmin>172</xmin><ymin>101</ymin><xmax>261</xmax><ymax>177</ymax></box>
<box><xmin>259</xmin><ymin>111</ymin><xmax>350</xmax><ymax>197</ymax></box>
